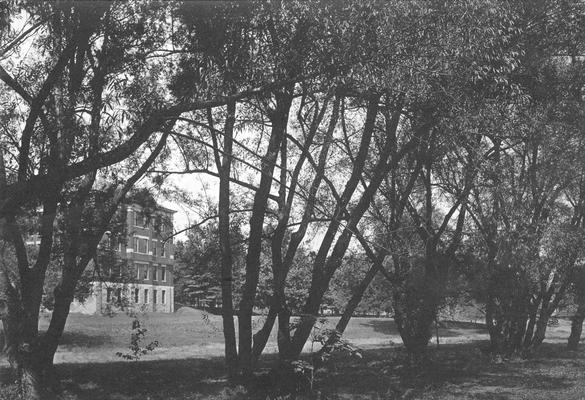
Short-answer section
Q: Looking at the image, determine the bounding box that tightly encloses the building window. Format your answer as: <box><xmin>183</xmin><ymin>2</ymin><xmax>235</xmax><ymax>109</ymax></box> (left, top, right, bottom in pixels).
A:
<box><xmin>152</xmin><ymin>265</ymin><xmax>158</xmax><ymax>281</ymax></box>
<box><xmin>152</xmin><ymin>240</ymin><xmax>158</xmax><ymax>256</ymax></box>
<box><xmin>161</xmin><ymin>243</ymin><xmax>166</xmax><ymax>257</ymax></box>
<box><xmin>153</xmin><ymin>289</ymin><xmax>157</xmax><ymax>304</ymax></box>
<box><xmin>136</xmin><ymin>263</ymin><xmax>149</xmax><ymax>280</ymax></box>
<box><xmin>109</xmin><ymin>264</ymin><xmax>121</xmax><ymax>278</ymax></box>
<box><xmin>161</xmin><ymin>218</ymin><xmax>173</xmax><ymax>233</ymax></box>
<box><xmin>144</xmin><ymin>289</ymin><xmax>149</xmax><ymax>304</ymax></box>
<box><xmin>135</xmin><ymin>212</ymin><xmax>148</xmax><ymax>228</ymax></box>
<box><xmin>161</xmin><ymin>266</ymin><xmax>166</xmax><ymax>282</ymax></box>
<box><xmin>133</xmin><ymin>237</ymin><xmax>148</xmax><ymax>254</ymax></box>
<box><xmin>161</xmin><ymin>290</ymin><xmax>166</xmax><ymax>304</ymax></box>
<box><xmin>134</xmin><ymin>288</ymin><xmax>139</xmax><ymax>303</ymax></box>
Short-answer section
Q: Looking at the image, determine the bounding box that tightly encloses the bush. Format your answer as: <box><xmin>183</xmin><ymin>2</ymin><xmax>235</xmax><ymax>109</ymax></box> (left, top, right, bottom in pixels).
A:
<box><xmin>0</xmin><ymin>383</ymin><xmax>20</xmax><ymax>400</ymax></box>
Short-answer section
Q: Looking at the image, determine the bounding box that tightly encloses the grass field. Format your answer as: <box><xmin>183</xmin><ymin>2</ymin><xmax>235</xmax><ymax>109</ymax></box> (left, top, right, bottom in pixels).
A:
<box><xmin>39</xmin><ymin>308</ymin><xmax>491</xmax><ymax>364</ymax></box>
<box><xmin>2</xmin><ymin>308</ymin><xmax>585</xmax><ymax>399</ymax></box>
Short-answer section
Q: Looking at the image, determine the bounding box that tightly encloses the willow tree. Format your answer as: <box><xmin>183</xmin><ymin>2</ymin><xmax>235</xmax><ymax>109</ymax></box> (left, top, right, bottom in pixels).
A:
<box><xmin>284</xmin><ymin>0</ymin><xmax>524</xmax><ymax>361</ymax></box>
<box><xmin>165</xmin><ymin>0</ymin><xmax>529</xmax><ymax>377</ymax></box>
<box><xmin>462</xmin><ymin>0</ymin><xmax>585</xmax><ymax>356</ymax></box>
<box><xmin>0</xmin><ymin>1</ymin><xmax>281</xmax><ymax>397</ymax></box>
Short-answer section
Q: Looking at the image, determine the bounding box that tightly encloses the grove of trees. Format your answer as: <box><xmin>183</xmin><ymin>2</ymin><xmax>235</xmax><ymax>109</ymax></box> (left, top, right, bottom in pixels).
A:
<box><xmin>2</xmin><ymin>0</ymin><xmax>585</xmax><ymax>398</ymax></box>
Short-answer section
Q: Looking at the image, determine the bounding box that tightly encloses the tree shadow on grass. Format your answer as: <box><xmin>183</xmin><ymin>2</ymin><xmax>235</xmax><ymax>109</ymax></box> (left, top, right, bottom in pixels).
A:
<box><xmin>58</xmin><ymin>330</ymin><xmax>116</xmax><ymax>348</ymax></box>
<box><xmin>54</xmin><ymin>341</ymin><xmax>585</xmax><ymax>400</ymax></box>
<box><xmin>529</xmin><ymin>342</ymin><xmax>585</xmax><ymax>360</ymax></box>
<box><xmin>315</xmin><ymin>342</ymin><xmax>578</xmax><ymax>399</ymax></box>
<box><xmin>58</xmin><ymin>357</ymin><xmax>236</xmax><ymax>400</ymax></box>
<box><xmin>360</xmin><ymin>319</ymin><xmax>487</xmax><ymax>338</ymax></box>
<box><xmin>358</xmin><ymin>318</ymin><xmax>400</xmax><ymax>335</ymax></box>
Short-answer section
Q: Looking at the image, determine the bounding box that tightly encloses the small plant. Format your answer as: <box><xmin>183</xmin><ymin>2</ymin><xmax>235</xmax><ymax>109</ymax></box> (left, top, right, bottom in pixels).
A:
<box><xmin>289</xmin><ymin>360</ymin><xmax>314</xmax><ymax>392</ymax></box>
<box><xmin>116</xmin><ymin>318</ymin><xmax>159</xmax><ymax>360</ymax></box>
<box><xmin>0</xmin><ymin>383</ymin><xmax>20</xmax><ymax>400</ymax></box>
<box><xmin>310</xmin><ymin>319</ymin><xmax>362</xmax><ymax>364</ymax></box>
<box><xmin>279</xmin><ymin>317</ymin><xmax>362</xmax><ymax>397</ymax></box>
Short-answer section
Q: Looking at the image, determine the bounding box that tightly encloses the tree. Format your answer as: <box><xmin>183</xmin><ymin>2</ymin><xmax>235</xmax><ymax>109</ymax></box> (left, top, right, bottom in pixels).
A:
<box><xmin>568</xmin><ymin>268</ymin><xmax>585</xmax><ymax>350</ymax></box>
<box><xmin>161</xmin><ymin>0</ymin><xmax>530</xmax><ymax>378</ymax></box>
<box><xmin>464</xmin><ymin>91</ymin><xmax>585</xmax><ymax>355</ymax></box>
<box><xmin>299</xmin><ymin>0</ymin><xmax>523</xmax><ymax>362</ymax></box>
<box><xmin>0</xmin><ymin>1</ymin><xmax>285</xmax><ymax>396</ymax></box>
<box><xmin>461</xmin><ymin>0</ymin><xmax>585</xmax><ymax>355</ymax></box>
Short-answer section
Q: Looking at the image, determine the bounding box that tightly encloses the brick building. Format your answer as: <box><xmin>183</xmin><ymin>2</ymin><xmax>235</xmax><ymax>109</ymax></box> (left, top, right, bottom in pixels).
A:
<box><xmin>70</xmin><ymin>203</ymin><xmax>176</xmax><ymax>314</ymax></box>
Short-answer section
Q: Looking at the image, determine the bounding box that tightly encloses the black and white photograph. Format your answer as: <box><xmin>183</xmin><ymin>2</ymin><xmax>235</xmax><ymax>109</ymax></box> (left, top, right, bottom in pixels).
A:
<box><xmin>1</xmin><ymin>1</ymin><xmax>585</xmax><ymax>399</ymax></box>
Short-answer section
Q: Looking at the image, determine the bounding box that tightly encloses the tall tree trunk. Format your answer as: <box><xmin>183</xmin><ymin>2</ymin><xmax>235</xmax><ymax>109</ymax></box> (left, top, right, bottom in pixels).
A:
<box><xmin>568</xmin><ymin>302</ymin><xmax>585</xmax><ymax>350</ymax></box>
<box><xmin>289</xmin><ymin>100</ymin><xmax>415</xmax><ymax>358</ymax></box>
<box><xmin>530</xmin><ymin>311</ymin><xmax>550</xmax><ymax>349</ymax></box>
<box><xmin>254</xmin><ymin>114</ymin><xmax>292</xmax><ymax>364</ymax></box>
<box><xmin>238</xmin><ymin>90</ymin><xmax>293</xmax><ymax>376</ymax></box>
<box><xmin>252</xmin><ymin>306</ymin><xmax>278</xmax><ymax>361</ymax></box>
<box><xmin>254</xmin><ymin>95</ymin><xmax>339</xmax><ymax>363</ymax></box>
<box><xmin>315</xmin><ymin>256</ymin><xmax>384</xmax><ymax>361</ymax></box>
<box><xmin>290</xmin><ymin>141</ymin><xmax>399</xmax><ymax>356</ymax></box>
<box><xmin>276</xmin><ymin>301</ymin><xmax>292</xmax><ymax>359</ymax></box>
<box><xmin>216</xmin><ymin>102</ymin><xmax>239</xmax><ymax>376</ymax></box>
<box><xmin>32</xmin><ymin>266</ymin><xmax>82</xmax><ymax>395</ymax></box>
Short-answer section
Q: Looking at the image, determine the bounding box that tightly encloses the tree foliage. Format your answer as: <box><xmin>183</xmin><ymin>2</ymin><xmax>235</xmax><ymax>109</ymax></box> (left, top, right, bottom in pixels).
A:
<box><xmin>2</xmin><ymin>0</ymin><xmax>585</xmax><ymax>395</ymax></box>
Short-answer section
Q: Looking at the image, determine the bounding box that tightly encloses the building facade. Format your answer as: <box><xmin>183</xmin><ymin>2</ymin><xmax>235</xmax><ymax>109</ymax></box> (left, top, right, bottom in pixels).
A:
<box><xmin>70</xmin><ymin>203</ymin><xmax>176</xmax><ymax>314</ymax></box>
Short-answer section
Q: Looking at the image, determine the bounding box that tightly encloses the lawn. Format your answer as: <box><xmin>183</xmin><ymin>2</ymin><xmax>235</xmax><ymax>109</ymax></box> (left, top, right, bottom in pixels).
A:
<box><xmin>2</xmin><ymin>309</ymin><xmax>585</xmax><ymax>399</ymax></box>
<box><xmin>37</xmin><ymin>308</ymin><xmax>490</xmax><ymax>364</ymax></box>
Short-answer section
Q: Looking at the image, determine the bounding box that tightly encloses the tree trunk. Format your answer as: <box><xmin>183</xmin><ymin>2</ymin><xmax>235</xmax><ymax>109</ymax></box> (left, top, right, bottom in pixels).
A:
<box><xmin>522</xmin><ymin>305</ymin><xmax>538</xmax><ymax>348</ymax></box>
<box><xmin>277</xmin><ymin>305</ymin><xmax>292</xmax><ymax>359</ymax></box>
<box><xmin>252</xmin><ymin>286</ymin><xmax>292</xmax><ymax>362</ymax></box>
<box><xmin>393</xmin><ymin>280</ymin><xmax>437</xmax><ymax>359</ymax></box>
<box><xmin>238</xmin><ymin>90</ymin><xmax>292</xmax><ymax>376</ymax></box>
<box><xmin>568</xmin><ymin>303</ymin><xmax>585</xmax><ymax>350</ymax></box>
<box><xmin>17</xmin><ymin>277</ymin><xmax>54</xmax><ymax>399</ymax></box>
<box><xmin>0</xmin><ymin>268</ymin><xmax>18</xmax><ymax>346</ymax></box>
<box><xmin>484</xmin><ymin>266</ymin><xmax>533</xmax><ymax>356</ymax></box>
<box><xmin>485</xmin><ymin>300</ymin><xmax>502</xmax><ymax>354</ymax></box>
<box><xmin>37</xmin><ymin>277</ymin><xmax>78</xmax><ymax>394</ymax></box>
<box><xmin>290</xmin><ymin>283</ymin><xmax>328</xmax><ymax>357</ymax></box>
<box><xmin>252</xmin><ymin>306</ymin><xmax>277</xmax><ymax>361</ymax></box>
<box><xmin>18</xmin><ymin>347</ymin><xmax>58</xmax><ymax>400</ymax></box>
<box><xmin>315</xmin><ymin>258</ymin><xmax>383</xmax><ymax>362</ymax></box>
<box><xmin>0</xmin><ymin>296</ymin><xmax>22</xmax><ymax>386</ymax></box>
<box><xmin>8</xmin><ymin>272</ymin><xmax>78</xmax><ymax>399</ymax></box>
<box><xmin>530</xmin><ymin>313</ymin><xmax>550</xmax><ymax>349</ymax></box>
<box><xmin>289</xmin><ymin>101</ymin><xmax>411</xmax><ymax>358</ymax></box>
<box><xmin>264</xmin><ymin>96</ymin><xmax>339</xmax><ymax>364</ymax></box>
<box><xmin>217</xmin><ymin>102</ymin><xmax>239</xmax><ymax>376</ymax></box>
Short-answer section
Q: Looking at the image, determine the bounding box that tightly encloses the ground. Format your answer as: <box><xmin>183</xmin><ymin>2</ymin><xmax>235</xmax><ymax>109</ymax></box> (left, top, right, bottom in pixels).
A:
<box><xmin>1</xmin><ymin>309</ymin><xmax>585</xmax><ymax>399</ymax></box>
